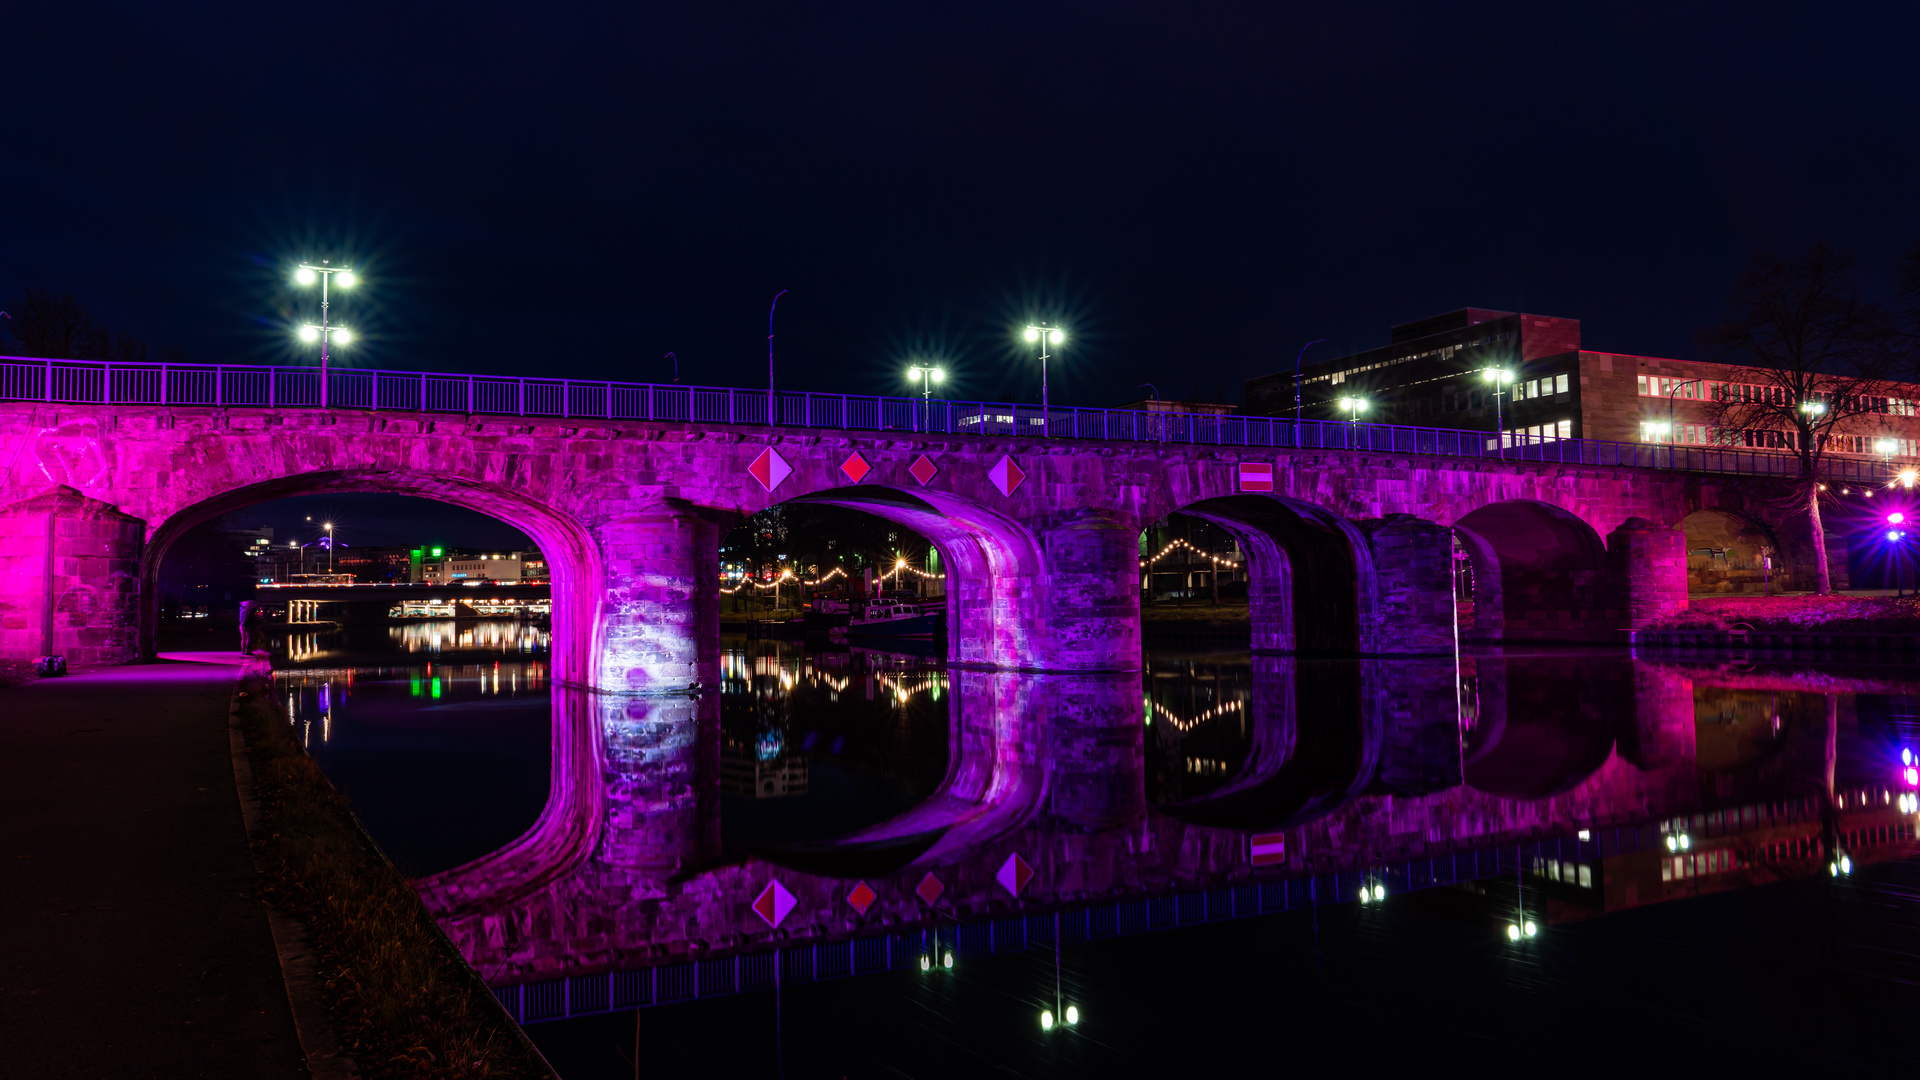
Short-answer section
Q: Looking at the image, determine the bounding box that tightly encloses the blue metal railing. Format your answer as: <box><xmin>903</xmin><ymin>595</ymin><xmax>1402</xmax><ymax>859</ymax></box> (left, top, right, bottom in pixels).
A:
<box><xmin>0</xmin><ymin>354</ymin><xmax>1898</xmax><ymax>482</ymax></box>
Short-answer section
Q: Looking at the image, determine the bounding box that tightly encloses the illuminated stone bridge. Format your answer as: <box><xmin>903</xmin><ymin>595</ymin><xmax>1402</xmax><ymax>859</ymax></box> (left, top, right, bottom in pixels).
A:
<box><xmin>0</xmin><ymin>394</ymin><xmax>1731</xmax><ymax>678</ymax></box>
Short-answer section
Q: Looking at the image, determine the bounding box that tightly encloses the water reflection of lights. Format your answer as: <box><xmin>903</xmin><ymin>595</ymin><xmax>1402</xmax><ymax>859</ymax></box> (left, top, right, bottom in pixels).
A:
<box><xmin>1145</xmin><ymin>697</ymin><xmax>1244</xmax><ymax>733</ymax></box>
<box><xmin>389</xmin><ymin>620</ymin><xmax>551</xmax><ymax>654</ymax></box>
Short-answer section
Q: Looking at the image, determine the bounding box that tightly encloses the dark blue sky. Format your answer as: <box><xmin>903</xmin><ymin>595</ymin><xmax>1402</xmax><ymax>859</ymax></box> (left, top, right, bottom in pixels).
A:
<box><xmin>7</xmin><ymin>2</ymin><xmax>1918</xmax><ymax>407</ymax></box>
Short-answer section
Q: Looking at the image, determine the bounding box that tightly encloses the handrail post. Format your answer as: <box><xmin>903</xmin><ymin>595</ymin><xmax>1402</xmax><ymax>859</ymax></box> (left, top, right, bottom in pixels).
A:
<box><xmin>518</xmin><ymin>378</ymin><xmax>525</xmax><ymax>417</ymax></box>
<box><xmin>216</xmin><ymin>365</ymin><xmax>223</xmax><ymax>408</ymax></box>
<box><xmin>467</xmin><ymin>376</ymin><xmax>474</xmax><ymax>414</ymax></box>
<box><xmin>419</xmin><ymin>372</ymin><xmax>426</xmax><ymax>412</ymax></box>
<box><xmin>607</xmin><ymin>381</ymin><xmax>614</xmax><ymax>420</ymax></box>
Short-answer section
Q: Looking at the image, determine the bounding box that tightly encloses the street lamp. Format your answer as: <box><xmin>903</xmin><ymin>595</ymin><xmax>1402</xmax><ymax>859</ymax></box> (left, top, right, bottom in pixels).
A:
<box><xmin>1022</xmin><ymin>325</ymin><xmax>1066</xmax><ymax>433</ymax></box>
<box><xmin>323</xmin><ymin>522</ymin><xmax>335</xmax><ymax>574</ymax></box>
<box><xmin>1338</xmin><ymin>396</ymin><xmax>1367</xmax><ymax>444</ymax></box>
<box><xmin>1293</xmin><ymin>338</ymin><xmax>1327</xmax><ymax>444</ymax></box>
<box><xmin>907</xmin><ymin>363</ymin><xmax>945</xmax><ymax>432</ymax></box>
<box><xmin>293</xmin><ymin>262</ymin><xmax>358</xmax><ymax>409</ymax></box>
<box><xmin>1481</xmin><ymin>368</ymin><xmax>1514</xmax><ymax>454</ymax></box>
<box><xmin>1665</xmin><ymin>378</ymin><xmax>1704</xmax><ymax>455</ymax></box>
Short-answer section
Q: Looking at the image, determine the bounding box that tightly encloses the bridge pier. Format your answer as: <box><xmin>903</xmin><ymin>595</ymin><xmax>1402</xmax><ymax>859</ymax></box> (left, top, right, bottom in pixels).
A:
<box><xmin>596</xmin><ymin>500</ymin><xmax>725</xmax><ymax>694</ymax></box>
<box><xmin>0</xmin><ymin>486</ymin><xmax>142</xmax><ymax>668</ymax></box>
<box><xmin>1606</xmin><ymin>517</ymin><xmax>1688</xmax><ymax>629</ymax></box>
<box><xmin>1356</xmin><ymin>513</ymin><xmax>1456</xmax><ymax>655</ymax></box>
<box><xmin>595</xmin><ymin>692</ymin><xmax>721</xmax><ymax>873</ymax></box>
<box><xmin>1036</xmin><ymin>510</ymin><xmax>1141</xmax><ymax>671</ymax></box>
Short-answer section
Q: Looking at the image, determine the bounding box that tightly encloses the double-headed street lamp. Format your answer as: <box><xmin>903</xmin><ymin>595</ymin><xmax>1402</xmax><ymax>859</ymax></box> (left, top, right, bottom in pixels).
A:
<box><xmin>907</xmin><ymin>364</ymin><xmax>945</xmax><ymax>432</ymax></box>
<box><xmin>294</xmin><ymin>262</ymin><xmax>359</xmax><ymax>408</ymax></box>
<box><xmin>1481</xmin><ymin>368</ymin><xmax>1514</xmax><ymax>455</ymax></box>
<box><xmin>1338</xmin><ymin>395</ymin><xmax>1368</xmax><ymax>442</ymax></box>
<box><xmin>1022</xmin><ymin>325</ymin><xmax>1065</xmax><ymax>432</ymax></box>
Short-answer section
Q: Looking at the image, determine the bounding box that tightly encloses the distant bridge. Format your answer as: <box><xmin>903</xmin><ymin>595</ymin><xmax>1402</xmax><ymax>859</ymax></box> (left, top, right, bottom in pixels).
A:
<box><xmin>0</xmin><ymin>354</ymin><xmax>1834</xmax><ymax>682</ymax></box>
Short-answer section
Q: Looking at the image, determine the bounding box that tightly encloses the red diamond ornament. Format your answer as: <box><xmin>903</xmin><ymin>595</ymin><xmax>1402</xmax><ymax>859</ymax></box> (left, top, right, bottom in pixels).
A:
<box><xmin>748</xmin><ymin>447</ymin><xmax>793</xmax><ymax>493</ymax></box>
<box><xmin>994</xmin><ymin>852</ymin><xmax>1034</xmax><ymax>898</ymax></box>
<box><xmin>908</xmin><ymin>454</ymin><xmax>939</xmax><ymax>486</ymax></box>
<box><xmin>987</xmin><ymin>454</ymin><xmax>1026</xmax><ymax>497</ymax></box>
<box><xmin>751</xmin><ymin>878</ymin><xmax>797</xmax><ymax>929</ymax></box>
<box><xmin>846</xmin><ymin>880</ymin><xmax>877</xmax><ymax>915</ymax></box>
<box><xmin>839</xmin><ymin>451</ymin><xmax>872</xmax><ymax>484</ymax></box>
<box><xmin>915</xmin><ymin>871</ymin><xmax>945</xmax><ymax>906</ymax></box>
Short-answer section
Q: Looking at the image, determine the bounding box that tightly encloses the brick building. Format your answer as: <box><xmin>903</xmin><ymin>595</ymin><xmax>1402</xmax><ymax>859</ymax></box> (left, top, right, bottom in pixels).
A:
<box><xmin>1243</xmin><ymin>307</ymin><xmax>1920</xmax><ymax>465</ymax></box>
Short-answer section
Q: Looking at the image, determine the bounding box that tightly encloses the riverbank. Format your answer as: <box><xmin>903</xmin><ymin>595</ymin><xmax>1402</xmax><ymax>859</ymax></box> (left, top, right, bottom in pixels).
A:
<box><xmin>233</xmin><ymin>666</ymin><xmax>555</xmax><ymax>1079</ymax></box>
<box><xmin>1651</xmin><ymin>594</ymin><xmax>1920</xmax><ymax>634</ymax></box>
<box><xmin>0</xmin><ymin>658</ymin><xmax>308</xmax><ymax>1078</ymax></box>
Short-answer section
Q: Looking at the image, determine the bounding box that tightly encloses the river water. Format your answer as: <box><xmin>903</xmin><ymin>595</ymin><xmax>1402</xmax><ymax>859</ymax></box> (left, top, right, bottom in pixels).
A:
<box><xmin>267</xmin><ymin>621</ymin><xmax>1920</xmax><ymax>1075</ymax></box>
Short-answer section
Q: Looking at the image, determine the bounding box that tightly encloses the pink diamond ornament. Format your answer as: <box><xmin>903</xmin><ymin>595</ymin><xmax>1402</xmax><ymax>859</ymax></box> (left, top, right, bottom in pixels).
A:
<box><xmin>751</xmin><ymin>878</ymin><xmax>797</xmax><ymax>928</ymax></box>
<box><xmin>995</xmin><ymin>852</ymin><xmax>1034</xmax><ymax>898</ymax></box>
<box><xmin>915</xmin><ymin>871</ymin><xmax>945</xmax><ymax>906</ymax></box>
<box><xmin>987</xmin><ymin>455</ymin><xmax>1026</xmax><ymax>497</ymax></box>
<box><xmin>840</xmin><ymin>452</ymin><xmax>872</xmax><ymax>484</ymax></box>
<box><xmin>909</xmin><ymin>454</ymin><xmax>939</xmax><ymax>486</ymax></box>
<box><xmin>748</xmin><ymin>447</ymin><xmax>793</xmax><ymax>492</ymax></box>
<box><xmin>847</xmin><ymin>880</ymin><xmax>877</xmax><ymax>915</ymax></box>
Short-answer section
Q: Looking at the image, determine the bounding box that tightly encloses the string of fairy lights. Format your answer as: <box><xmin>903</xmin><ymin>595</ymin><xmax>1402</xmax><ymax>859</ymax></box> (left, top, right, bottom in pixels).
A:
<box><xmin>1139</xmin><ymin>537</ymin><xmax>1240</xmax><ymax>570</ymax></box>
<box><xmin>719</xmin><ymin>559</ymin><xmax>946</xmax><ymax>595</ymax></box>
<box><xmin>1144</xmin><ymin>695</ymin><xmax>1244</xmax><ymax>733</ymax></box>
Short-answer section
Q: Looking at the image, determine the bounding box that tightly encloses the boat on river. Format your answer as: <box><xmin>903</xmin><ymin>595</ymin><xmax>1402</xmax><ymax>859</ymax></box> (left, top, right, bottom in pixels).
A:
<box><xmin>842</xmin><ymin>599</ymin><xmax>944</xmax><ymax>639</ymax></box>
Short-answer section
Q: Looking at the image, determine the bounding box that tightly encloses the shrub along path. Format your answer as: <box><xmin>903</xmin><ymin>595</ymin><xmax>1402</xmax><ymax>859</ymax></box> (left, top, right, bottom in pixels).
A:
<box><xmin>0</xmin><ymin>656</ymin><xmax>307</xmax><ymax>1079</ymax></box>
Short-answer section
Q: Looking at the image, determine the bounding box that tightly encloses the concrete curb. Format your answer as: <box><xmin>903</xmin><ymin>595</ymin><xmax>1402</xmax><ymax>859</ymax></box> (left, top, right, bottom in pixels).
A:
<box><xmin>227</xmin><ymin>687</ymin><xmax>363</xmax><ymax>1080</ymax></box>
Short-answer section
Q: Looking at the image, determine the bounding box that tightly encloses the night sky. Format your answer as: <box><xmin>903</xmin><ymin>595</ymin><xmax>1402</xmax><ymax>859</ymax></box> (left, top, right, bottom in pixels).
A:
<box><xmin>8</xmin><ymin>3</ymin><xmax>1919</xmax><ymax>410</ymax></box>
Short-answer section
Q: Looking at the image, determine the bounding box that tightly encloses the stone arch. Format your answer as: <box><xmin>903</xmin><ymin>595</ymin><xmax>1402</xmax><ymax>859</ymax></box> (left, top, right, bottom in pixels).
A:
<box><xmin>1460</xmin><ymin>652</ymin><xmax>1623</xmax><ymax>797</ymax></box>
<box><xmin>769</xmin><ymin>484</ymin><xmax>1136</xmax><ymax>672</ymax></box>
<box><xmin>139</xmin><ymin>469</ymin><xmax>604</xmax><ymax>687</ymax></box>
<box><xmin>1154</xmin><ymin>494</ymin><xmax>1371</xmax><ymax>654</ymax></box>
<box><xmin>1451</xmin><ymin>499</ymin><xmax>1608</xmax><ymax>642</ymax></box>
<box><xmin>1679</xmin><ymin>508</ymin><xmax>1780</xmax><ymax>594</ymax></box>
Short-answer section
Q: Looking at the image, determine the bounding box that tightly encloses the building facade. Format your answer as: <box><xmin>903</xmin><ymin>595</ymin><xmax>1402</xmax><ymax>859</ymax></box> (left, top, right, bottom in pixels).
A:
<box><xmin>1244</xmin><ymin>307</ymin><xmax>1920</xmax><ymax>466</ymax></box>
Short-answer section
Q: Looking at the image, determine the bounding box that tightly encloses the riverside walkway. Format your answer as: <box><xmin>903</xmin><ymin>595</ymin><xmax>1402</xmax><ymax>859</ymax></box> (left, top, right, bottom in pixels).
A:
<box><xmin>0</xmin><ymin>655</ymin><xmax>307</xmax><ymax>1079</ymax></box>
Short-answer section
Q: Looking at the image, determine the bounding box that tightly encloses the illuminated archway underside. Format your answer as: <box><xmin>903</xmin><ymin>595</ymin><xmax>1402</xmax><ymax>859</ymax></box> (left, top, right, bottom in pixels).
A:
<box><xmin>1452</xmin><ymin>499</ymin><xmax>1609</xmax><ymax>643</ymax></box>
<box><xmin>1172</xmin><ymin>495</ymin><xmax>1369</xmax><ymax>654</ymax></box>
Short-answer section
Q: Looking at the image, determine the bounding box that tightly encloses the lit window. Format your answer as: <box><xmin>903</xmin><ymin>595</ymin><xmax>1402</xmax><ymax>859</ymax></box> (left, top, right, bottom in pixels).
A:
<box><xmin>1577</xmin><ymin>864</ymin><xmax>1592</xmax><ymax>888</ymax></box>
<box><xmin>1555</xmin><ymin>373</ymin><xmax>1569</xmax><ymax>394</ymax></box>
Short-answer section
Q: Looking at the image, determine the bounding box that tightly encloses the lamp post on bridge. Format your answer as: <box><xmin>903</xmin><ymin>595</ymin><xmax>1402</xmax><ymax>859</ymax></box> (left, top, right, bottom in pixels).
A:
<box><xmin>1293</xmin><ymin>338</ymin><xmax>1327</xmax><ymax>445</ymax></box>
<box><xmin>1665</xmin><ymin>377</ymin><xmax>1705</xmax><ymax>465</ymax></box>
<box><xmin>1338</xmin><ymin>396</ymin><xmax>1368</xmax><ymax>445</ymax></box>
<box><xmin>907</xmin><ymin>363</ymin><xmax>945</xmax><ymax>432</ymax></box>
<box><xmin>294</xmin><ymin>262</ymin><xmax>358</xmax><ymax>409</ymax></box>
<box><xmin>1022</xmin><ymin>324</ymin><xmax>1066</xmax><ymax>434</ymax></box>
<box><xmin>1481</xmin><ymin>368</ymin><xmax>1514</xmax><ymax>457</ymax></box>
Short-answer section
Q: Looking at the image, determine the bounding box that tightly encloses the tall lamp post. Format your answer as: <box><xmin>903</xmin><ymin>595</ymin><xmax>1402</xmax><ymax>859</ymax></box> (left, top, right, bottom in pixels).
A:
<box><xmin>1293</xmin><ymin>338</ymin><xmax>1327</xmax><ymax>444</ymax></box>
<box><xmin>323</xmin><ymin>522</ymin><xmax>335</xmax><ymax>575</ymax></box>
<box><xmin>907</xmin><ymin>363</ymin><xmax>944</xmax><ymax>432</ymax></box>
<box><xmin>294</xmin><ymin>262</ymin><xmax>358</xmax><ymax>408</ymax></box>
<box><xmin>1665</xmin><ymin>377</ymin><xmax>1705</xmax><ymax>463</ymax></box>
<box><xmin>1022</xmin><ymin>324</ymin><xmax>1065</xmax><ymax>433</ymax></box>
<box><xmin>1338</xmin><ymin>396</ymin><xmax>1368</xmax><ymax>444</ymax></box>
<box><xmin>1481</xmin><ymin>368</ymin><xmax>1514</xmax><ymax>456</ymax></box>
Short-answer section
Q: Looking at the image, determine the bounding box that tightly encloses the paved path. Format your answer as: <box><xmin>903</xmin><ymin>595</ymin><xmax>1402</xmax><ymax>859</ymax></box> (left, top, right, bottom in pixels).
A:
<box><xmin>0</xmin><ymin>657</ymin><xmax>307</xmax><ymax>1079</ymax></box>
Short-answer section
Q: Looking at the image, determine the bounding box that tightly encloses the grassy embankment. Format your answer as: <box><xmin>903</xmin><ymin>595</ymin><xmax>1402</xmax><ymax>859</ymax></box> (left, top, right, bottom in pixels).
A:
<box><xmin>1648</xmin><ymin>594</ymin><xmax>1920</xmax><ymax>634</ymax></box>
<box><xmin>233</xmin><ymin>672</ymin><xmax>554</xmax><ymax>1079</ymax></box>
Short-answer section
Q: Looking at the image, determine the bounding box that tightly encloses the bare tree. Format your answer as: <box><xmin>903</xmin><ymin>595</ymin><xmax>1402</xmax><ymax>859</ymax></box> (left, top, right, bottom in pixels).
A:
<box><xmin>1698</xmin><ymin>244</ymin><xmax>1902</xmax><ymax>594</ymax></box>
<box><xmin>3</xmin><ymin>288</ymin><xmax>178</xmax><ymax>362</ymax></box>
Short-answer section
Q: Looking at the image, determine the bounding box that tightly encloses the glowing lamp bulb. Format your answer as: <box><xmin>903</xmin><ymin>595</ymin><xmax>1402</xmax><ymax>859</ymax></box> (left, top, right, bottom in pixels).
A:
<box><xmin>1041</xmin><ymin>1010</ymin><xmax>1054</xmax><ymax>1031</ymax></box>
<box><xmin>1891</xmin><ymin>513</ymin><xmax>1906</xmax><ymax>525</ymax></box>
<box><xmin>943</xmin><ymin>951</ymin><xmax>953</xmax><ymax>969</ymax></box>
<box><xmin>294</xmin><ymin>267</ymin><xmax>318</xmax><ymax>285</ymax></box>
<box><xmin>1904</xmin><ymin>766</ymin><xmax>1918</xmax><ymax>786</ymax></box>
<box><xmin>336</xmin><ymin>271</ymin><xmax>357</xmax><ymax>289</ymax></box>
<box><xmin>1065</xmin><ymin>1006</ymin><xmax>1079</xmax><ymax>1025</ymax></box>
<box><xmin>930</xmin><ymin>368</ymin><xmax>944</xmax><ymax>382</ymax></box>
<box><xmin>1524</xmin><ymin>921</ymin><xmax>1538</xmax><ymax>937</ymax></box>
<box><xmin>1023</xmin><ymin>327</ymin><xmax>1040</xmax><ymax>342</ymax></box>
<box><xmin>1903</xmin><ymin>749</ymin><xmax>1913</xmax><ymax>766</ymax></box>
<box><xmin>1373</xmin><ymin>884</ymin><xmax>1385</xmax><ymax>900</ymax></box>
<box><xmin>298</xmin><ymin>325</ymin><xmax>320</xmax><ymax>343</ymax></box>
<box><xmin>1049</xmin><ymin>329</ymin><xmax>1064</xmax><ymax>344</ymax></box>
<box><xmin>331</xmin><ymin>328</ymin><xmax>353</xmax><ymax>346</ymax></box>
<box><xmin>1506</xmin><ymin>924</ymin><xmax>1521</xmax><ymax>941</ymax></box>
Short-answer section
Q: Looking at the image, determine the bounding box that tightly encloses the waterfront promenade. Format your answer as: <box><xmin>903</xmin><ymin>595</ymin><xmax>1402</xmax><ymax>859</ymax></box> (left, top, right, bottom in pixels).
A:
<box><xmin>0</xmin><ymin>656</ymin><xmax>306</xmax><ymax>1079</ymax></box>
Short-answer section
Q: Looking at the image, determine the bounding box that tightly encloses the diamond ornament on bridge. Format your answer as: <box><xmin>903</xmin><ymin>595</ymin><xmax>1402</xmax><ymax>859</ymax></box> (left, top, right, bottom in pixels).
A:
<box><xmin>846</xmin><ymin>880</ymin><xmax>877</xmax><ymax>915</ymax></box>
<box><xmin>751</xmin><ymin>878</ymin><xmax>797</xmax><ymax>928</ymax></box>
<box><xmin>748</xmin><ymin>447</ymin><xmax>793</xmax><ymax>492</ymax></box>
<box><xmin>909</xmin><ymin>453</ymin><xmax>939</xmax><ymax>486</ymax></box>
<box><xmin>915</xmin><ymin>871</ymin><xmax>945</xmax><ymax>906</ymax></box>
<box><xmin>987</xmin><ymin>455</ymin><xmax>1026</xmax><ymax>497</ymax></box>
<box><xmin>994</xmin><ymin>852</ymin><xmax>1034</xmax><ymax>897</ymax></box>
<box><xmin>839</xmin><ymin>451</ymin><xmax>872</xmax><ymax>484</ymax></box>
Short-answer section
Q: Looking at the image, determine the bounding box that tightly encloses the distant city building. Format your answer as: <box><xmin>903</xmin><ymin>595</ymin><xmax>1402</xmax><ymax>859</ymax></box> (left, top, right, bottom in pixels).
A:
<box><xmin>1242</xmin><ymin>307</ymin><xmax>1920</xmax><ymax>460</ymax></box>
<box><xmin>419</xmin><ymin>550</ymin><xmax>545</xmax><ymax>585</ymax></box>
<box><xmin>721</xmin><ymin>747</ymin><xmax>809</xmax><ymax>798</ymax></box>
<box><xmin>330</xmin><ymin>545</ymin><xmax>416</xmax><ymax>583</ymax></box>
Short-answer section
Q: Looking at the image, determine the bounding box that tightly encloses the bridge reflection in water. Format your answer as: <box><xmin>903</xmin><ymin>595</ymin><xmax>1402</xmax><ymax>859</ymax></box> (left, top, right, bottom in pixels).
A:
<box><xmin>318</xmin><ymin>636</ymin><xmax>1915</xmax><ymax>1026</ymax></box>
